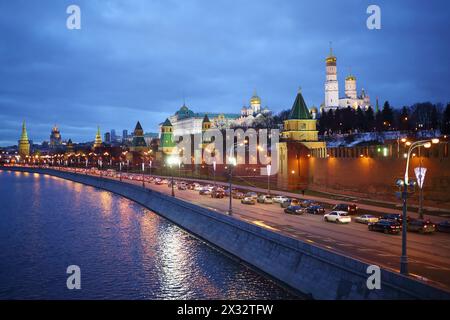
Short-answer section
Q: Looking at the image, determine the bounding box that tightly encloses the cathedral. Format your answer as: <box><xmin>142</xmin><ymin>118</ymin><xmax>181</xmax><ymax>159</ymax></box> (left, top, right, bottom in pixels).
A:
<box><xmin>322</xmin><ymin>47</ymin><xmax>371</xmax><ymax>113</ymax></box>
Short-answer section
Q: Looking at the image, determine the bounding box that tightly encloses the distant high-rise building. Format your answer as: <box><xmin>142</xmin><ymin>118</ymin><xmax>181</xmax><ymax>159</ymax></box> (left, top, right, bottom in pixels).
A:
<box><xmin>122</xmin><ymin>129</ymin><xmax>128</xmax><ymax>141</ymax></box>
<box><xmin>104</xmin><ymin>132</ymin><xmax>111</xmax><ymax>143</ymax></box>
<box><xmin>111</xmin><ymin>129</ymin><xmax>117</xmax><ymax>142</ymax></box>
<box><xmin>49</xmin><ymin>125</ymin><xmax>62</xmax><ymax>148</ymax></box>
<box><xmin>18</xmin><ymin>121</ymin><xmax>30</xmax><ymax>158</ymax></box>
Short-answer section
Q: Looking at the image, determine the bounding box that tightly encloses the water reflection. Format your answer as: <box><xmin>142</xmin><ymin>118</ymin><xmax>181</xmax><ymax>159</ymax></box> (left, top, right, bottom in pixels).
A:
<box><xmin>0</xmin><ymin>171</ymin><xmax>297</xmax><ymax>300</ymax></box>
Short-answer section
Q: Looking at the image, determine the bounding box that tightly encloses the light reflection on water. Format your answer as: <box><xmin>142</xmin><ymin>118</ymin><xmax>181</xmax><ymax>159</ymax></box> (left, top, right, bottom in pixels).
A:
<box><xmin>0</xmin><ymin>171</ymin><xmax>297</xmax><ymax>300</ymax></box>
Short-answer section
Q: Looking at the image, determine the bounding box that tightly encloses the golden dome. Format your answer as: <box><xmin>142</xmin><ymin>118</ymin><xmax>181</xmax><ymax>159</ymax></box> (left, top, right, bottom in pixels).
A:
<box><xmin>346</xmin><ymin>75</ymin><xmax>356</xmax><ymax>81</ymax></box>
<box><xmin>310</xmin><ymin>106</ymin><xmax>318</xmax><ymax>113</ymax></box>
<box><xmin>325</xmin><ymin>55</ymin><xmax>336</xmax><ymax>64</ymax></box>
<box><xmin>250</xmin><ymin>90</ymin><xmax>261</xmax><ymax>105</ymax></box>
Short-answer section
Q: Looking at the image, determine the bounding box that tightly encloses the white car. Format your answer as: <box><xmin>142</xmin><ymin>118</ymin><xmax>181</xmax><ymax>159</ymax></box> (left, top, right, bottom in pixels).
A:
<box><xmin>272</xmin><ymin>195</ymin><xmax>290</xmax><ymax>203</ymax></box>
<box><xmin>355</xmin><ymin>214</ymin><xmax>379</xmax><ymax>224</ymax></box>
<box><xmin>324</xmin><ymin>211</ymin><xmax>351</xmax><ymax>224</ymax></box>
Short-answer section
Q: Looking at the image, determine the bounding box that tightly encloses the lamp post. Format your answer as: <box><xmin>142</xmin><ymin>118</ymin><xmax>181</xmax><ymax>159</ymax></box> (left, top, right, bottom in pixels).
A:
<box><xmin>142</xmin><ymin>161</ymin><xmax>145</xmax><ymax>188</ymax></box>
<box><xmin>212</xmin><ymin>159</ymin><xmax>217</xmax><ymax>187</ymax></box>
<box><xmin>400</xmin><ymin>138</ymin><xmax>439</xmax><ymax>275</ymax></box>
<box><xmin>168</xmin><ymin>156</ymin><xmax>179</xmax><ymax>197</ymax></box>
<box><xmin>228</xmin><ymin>155</ymin><xmax>237</xmax><ymax>215</ymax></box>
<box><xmin>267</xmin><ymin>163</ymin><xmax>272</xmax><ymax>195</ymax></box>
<box><xmin>119</xmin><ymin>161</ymin><xmax>122</xmax><ymax>181</ymax></box>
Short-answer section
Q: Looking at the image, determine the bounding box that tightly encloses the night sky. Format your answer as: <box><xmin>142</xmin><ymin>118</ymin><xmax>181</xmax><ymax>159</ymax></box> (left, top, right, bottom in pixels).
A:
<box><xmin>1</xmin><ymin>0</ymin><xmax>449</xmax><ymax>146</ymax></box>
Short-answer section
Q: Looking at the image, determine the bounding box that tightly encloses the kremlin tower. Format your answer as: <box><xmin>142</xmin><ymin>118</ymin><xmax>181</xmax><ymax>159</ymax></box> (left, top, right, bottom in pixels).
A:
<box><xmin>93</xmin><ymin>126</ymin><xmax>102</xmax><ymax>149</ymax></box>
<box><xmin>18</xmin><ymin>121</ymin><xmax>30</xmax><ymax>158</ymax></box>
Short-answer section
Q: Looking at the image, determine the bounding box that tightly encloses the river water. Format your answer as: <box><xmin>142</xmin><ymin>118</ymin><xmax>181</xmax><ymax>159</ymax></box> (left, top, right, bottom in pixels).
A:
<box><xmin>0</xmin><ymin>170</ymin><xmax>297</xmax><ymax>299</ymax></box>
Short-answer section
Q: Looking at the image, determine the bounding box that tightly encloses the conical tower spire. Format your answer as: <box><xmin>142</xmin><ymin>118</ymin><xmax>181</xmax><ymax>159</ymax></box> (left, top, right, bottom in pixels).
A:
<box><xmin>93</xmin><ymin>125</ymin><xmax>102</xmax><ymax>148</ymax></box>
<box><xmin>18</xmin><ymin>120</ymin><xmax>30</xmax><ymax>158</ymax></box>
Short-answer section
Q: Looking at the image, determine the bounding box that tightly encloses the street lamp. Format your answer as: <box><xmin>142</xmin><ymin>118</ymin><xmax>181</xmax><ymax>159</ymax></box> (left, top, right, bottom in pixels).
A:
<box><xmin>167</xmin><ymin>155</ymin><xmax>180</xmax><ymax>197</ymax></box>
<box><xmin>267</xmin><ymin>162</ymin><xmax>272</xmax><ymax>195</ymax></box>
<box><xmin>400</xmin><ymin>138</ymin><xmax>439</xmax><ymax>275</ymax></box>
<box><xmin>212</xmin><ymin>158</ymin><xmax>217</xmax><ymax>187</ymax></box>
<box><xmin>227</xmin><ymin>155</ymin><xmax>237</xmax><ymax>215</ymax></box>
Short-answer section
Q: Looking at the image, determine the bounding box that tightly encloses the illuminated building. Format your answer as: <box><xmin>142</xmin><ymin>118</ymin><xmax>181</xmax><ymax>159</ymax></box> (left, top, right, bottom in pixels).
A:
<box><xmin>49</xmin><ymin>125</ymin><xmax>62</xmax><ymax>148</ymax></box>
<box><xmin>18</xmin><ymin>121</ymin><xmax>30</xmax><ymax>158</ymax></box>
<box><xmin>93</xmin><ymin>126</ymin><xmax>103</xmax><ymax>149</ymax></box>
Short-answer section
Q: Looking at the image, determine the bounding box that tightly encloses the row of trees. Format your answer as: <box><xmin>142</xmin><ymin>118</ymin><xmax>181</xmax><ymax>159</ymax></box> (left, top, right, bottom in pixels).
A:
<box><xmin>316</xmin><ymin>101</ymin><xmax>450</xmax><ymax>135</ymax></box>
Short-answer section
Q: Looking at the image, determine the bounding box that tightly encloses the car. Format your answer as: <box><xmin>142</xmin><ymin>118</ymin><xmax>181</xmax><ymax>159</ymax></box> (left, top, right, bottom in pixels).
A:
<box><xmin>199</xmin><ymin>188</ymin><xmax>211</xmax><ymax>195</ymax></box>
<box><xmin>355</xmin><ymin>214</ymin><xmax>379</xmax><ymax>224</ymax></box>
<box><xmin>407</xmin><ymin>219</ymin><xmax>436</xmax><ymax>234</ymax></box>
<box><xmin>323</xmin><ymin>211</ymin><xmax>351</xmax><ymax>224</ymax></box>
<box><xmin>257</xmin><ymin>195</ymin><xmax>273</xmax><ymax>204</ymax></box>
<box><xmin>280</xmin><ymin>198</ymin><xmax>300</xmax><ymax>208</ymax></box>
<box><xmin>368</xmin><ymin>219</ymin><xmax>401</xmax><ymax>234</ymax></box>
<box><xmin>211</xmin><ymin>189</ymin><xmax>225</xmax><ymax>198</ymax></box>
<box><xmin>332</xmin><ymin>203</ymin><xmax>358</xmax><ymax>215</ymax></box>
<box><xmin>232</xmin><ymin>192</ymin><xmax>245</xmax><ymax>199</ymax></box>
<box><xmin>241</xmin><ymin>197</ymin><xmax>256</xmax><ymax>205</ymax></box>
<box><xmin>177</xmin><ymin>183</ymin><xmax>187</xmax><ymax>190</ymax></box>
<box><xmin>245</xmin><ymin>192</ymin><xmax>258</xmax><ymax>200</ymax></box>
<box><xmin>305</xmin><ymin>205</ymin><xmax>325</xmax><ymax>215</ymax></box>
<box><xmin>284</xmin><ymin>205</ymin><xmax>304</xmax><ymax>215</ymax></box>
<box><xmin>301</xmin><ymin>200</ymin><xmax>319</xmax><ymax>207</ymax></box>
<box><xmin>437</xmin><ymin>220</ymin><xmax>450</xmax><ymax>233</ymax></box>
<box><xmin>193</xmin><ymin>184</ymin><xmax>203</xmax><ymax>191</ymax></box>
<box><xmin>272</xmin><ymin>195</ymin><xmax>290</xmax><ymax>203</ymax></box>
<box><xmin>382</xmin><ymin>213</ymin><xmax>410</xmax><ymax>225</ymax></box>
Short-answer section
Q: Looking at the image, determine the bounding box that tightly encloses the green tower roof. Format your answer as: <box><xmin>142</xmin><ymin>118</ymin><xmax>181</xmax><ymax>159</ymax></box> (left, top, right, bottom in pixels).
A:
<box><xmin>288</xmin><ymin>89</ymin><xmax>311</xmax><ymax>120</ymax></box>
<box><xmin>202</xmin><ymin>114</ymin><xmax>210</xmax><ymax>123</ymax></box>
<box><xmin>162</xmin><ymin>118</ymin><xmax>172</xmax><ymax>126</ymax></box>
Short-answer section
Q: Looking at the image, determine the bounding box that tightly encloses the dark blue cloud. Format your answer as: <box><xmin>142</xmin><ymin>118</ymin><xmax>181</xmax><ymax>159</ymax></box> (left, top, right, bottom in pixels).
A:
<box><xmin>0</xmin><ymin>0</ymin><xmax>449</xmax><ymax>145</ymax></box>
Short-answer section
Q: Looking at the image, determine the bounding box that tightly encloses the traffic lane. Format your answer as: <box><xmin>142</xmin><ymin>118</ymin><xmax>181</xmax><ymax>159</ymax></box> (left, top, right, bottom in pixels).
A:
<box><xmin>146</xmin><ymin>174</ymin><xmax>449</xmax><ymax>221</ymax></box>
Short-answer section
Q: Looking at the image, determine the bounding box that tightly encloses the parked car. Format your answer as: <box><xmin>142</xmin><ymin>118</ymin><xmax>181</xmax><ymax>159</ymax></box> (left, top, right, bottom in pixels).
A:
<box><xmin>284</xmin><ymin>205</ymin><xmax>304</xmax><ymax>215</ymax></box>
<box><xmin>437</xmin><ymin>220</ymin><xmax>450</xmax><ymax>233</ymax></box>
<box><xmin>368</xmin><ymin>219</ymin><xmax>401</xmax><ymax>234</ymax></box>
<box><xmin>305</xmin><ymin>205</ymin><xmax>325</xmax><ymax>215</ymax></box>
<box><xmin>245</xmin><ymin>192</ymin><xmax>258</xmax><ymax>200</ymax></box>
<box><xmin>280</xmin><ymin>198</ymin><xmax>300</xmax><ymax>208</ymax></box>
<box><xmin>407</xmin><ymin>219</ymin><xmax>436</xmax><ymax>234</ymax></box>
<box><xmin>332</xmin><ymin>203</ymin><xmax>358</xmax><ymax>215</ymax></box>
<box><xmin>355</xmin><ymin>214</ymin><xmax>379</xmax><ymax>224</ymax></box>
<box><xmin>324</xmin><ymin>211</ymin><xmax>351</xmax><ymax>224</ymax></box>
<box><xmin>272</xmin><ymin>195</ymin><xmax>290</xmax><ymax>204</ymax></box>
<box><xmin>232</xmin><ymin>192</ymin><xmax>245</xmax><ymax>199</ymax></box>
<box><xmin>199</xmin><ymin>188</ymin><xmax>211</xmax><ymax>195</ymax></box>
<box><xmin>257</xmin><ymin>195</ymin><xmax>273</xmax><ymax>204</ymax></box>
<box><xmin>211</xmin><ymin>189</ymin><xmax>225</xmax><ymax>198</ymax></box>
<box><xmin>241</xmin><ymin>197</ymin><xmax>256</xmax><ymax>205</ymax></box>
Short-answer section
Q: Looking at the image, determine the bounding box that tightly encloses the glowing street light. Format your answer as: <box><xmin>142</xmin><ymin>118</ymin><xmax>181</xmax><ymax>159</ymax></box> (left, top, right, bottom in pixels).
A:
<box><xmin>399</xmin><ymin>138</ymin><xmax>439</xmax><ymax>275</ymax></box>
<box><xmin>167</xmin><ymin>155</ymin><xmax>180</xmax><ymax>197</ymax></box>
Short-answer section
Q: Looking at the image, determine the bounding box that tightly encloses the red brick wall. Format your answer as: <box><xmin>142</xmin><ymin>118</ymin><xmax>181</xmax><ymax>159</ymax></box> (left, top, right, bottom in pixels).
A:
<box><xmin>307</xmin><ymin>155</ymin><xmax>450</xmax><ymax>208</ymax></box>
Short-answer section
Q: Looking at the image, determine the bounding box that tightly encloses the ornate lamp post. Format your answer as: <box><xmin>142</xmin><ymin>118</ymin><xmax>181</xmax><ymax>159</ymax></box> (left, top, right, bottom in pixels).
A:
<box><xmin>400</xmin><ymin>138</ymin><xmax>439</xmax><ymax>275</ymax></box>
